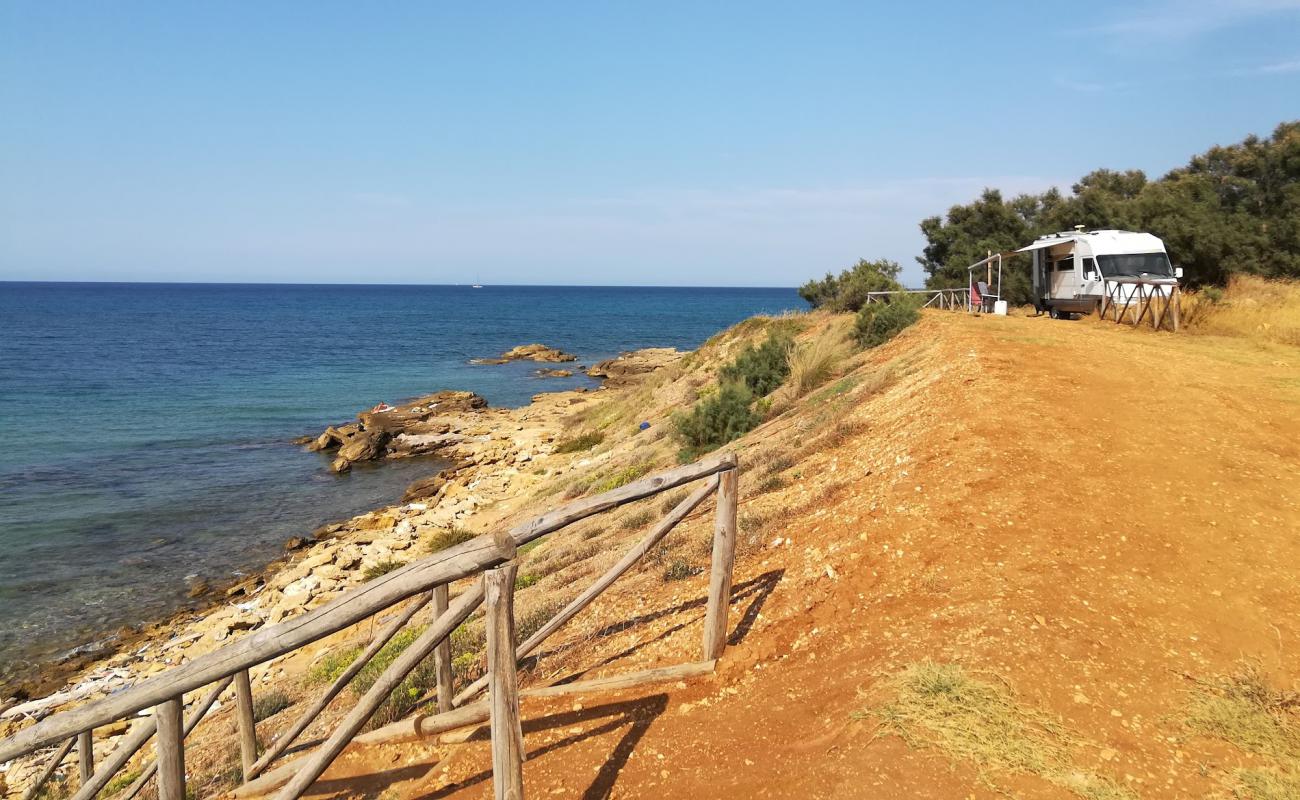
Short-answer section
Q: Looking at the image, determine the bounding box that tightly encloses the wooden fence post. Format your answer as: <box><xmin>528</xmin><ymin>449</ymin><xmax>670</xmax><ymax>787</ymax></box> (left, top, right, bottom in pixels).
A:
<box><xmin>20</xmin><ymin>738</ymin><xmax>75</xmax><ymax>800</ymax></box>
<box><xmin>153</xmin><ymin>698</ymin><xmax>185</xmax><ymax>800</ymax></box>
<box><xmin>485</xmin><ymin>565</ymin><xmax>524</xmax><ymax>800</ymax></box>
<box><xmin>433</xmin><ymin>584</ymin><xmax>454</xmax><ymax>714</ymax></box>
<box><xmin>76</xmin><ymin>730</ymin><xmax>93</xmax><ymax>787</ymax></box>
<box><xmin>702</xmin><ymin>467</ymin><xmax>739</xmax><ymax>660</ymax></box>
<box><xmin>234</xmin><ymin>669</ymin><xmax>258</xmax><ymax>777</ymax></box>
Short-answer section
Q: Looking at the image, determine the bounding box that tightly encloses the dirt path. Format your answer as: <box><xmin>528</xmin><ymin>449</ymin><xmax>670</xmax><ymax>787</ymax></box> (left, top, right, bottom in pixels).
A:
<box><xmin>295</xmin><ymin>312</ymin><xmax>1300</xmax><ymax>799</ymax></box>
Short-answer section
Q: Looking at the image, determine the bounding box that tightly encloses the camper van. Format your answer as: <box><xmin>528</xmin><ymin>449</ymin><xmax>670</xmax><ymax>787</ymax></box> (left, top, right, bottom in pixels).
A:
<box><xmin>1020</xmin><ymin>228</ymin><xmax>1182</xmax><ymax>319</ymax></box>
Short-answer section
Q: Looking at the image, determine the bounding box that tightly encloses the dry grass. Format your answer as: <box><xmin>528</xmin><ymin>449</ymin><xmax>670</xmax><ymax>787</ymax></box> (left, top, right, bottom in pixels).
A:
<box><xmin>866</xmin><ymin>662</ymin><xmax>1135</xmax><ymax>800</ymax></box>
<box><xmin>1229</xmin><ymin>767</ymin><xmax>1300</xmax><ymax>800</ymax></box>
<box><xmin>1186</xmin><ymin>276</ymin><xmax>1300</xmax><ymax>347</ymax></box>
<box><xmin>777</xmin><ymin>319</ymin><xmax>853</xmax><ymax>403</ymax></box>
<box><xmin>1184</xmin><ymin>664</ymin><xmax>1300</xmax><ymax>797</ymax></box>
<box><xmin>1185</xmin><ymin>665</ymin><xmax>1300</xmax><ymax>761</ymax></box>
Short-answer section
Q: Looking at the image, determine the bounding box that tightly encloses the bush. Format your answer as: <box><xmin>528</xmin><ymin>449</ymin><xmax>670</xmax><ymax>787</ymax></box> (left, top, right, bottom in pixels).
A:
<box><xmin>854</xmin><ymin>300</ymin><xmax>920</xmax><ymax>348</ymax></box>
<box><xmin>514</xmin><ymin>572</ymin><xmax>540</xmax><ymax>590</ymax></box>
<box><xmin>799</xmin><ymin>259</ymin><xmax>905</xmax><ymax>311</ymax></box>
<box><xmin>554</xmin><ymin>431</ymin><xmax>603</xmax><ymax>454</ymax></box>
<box><xmin>719</xmin><ymin>333</ymin><xmax>793</xmax><ymax>397</ymax></box>
<box><xmin>673</xmin><ymin>382</ymin><xmax>759</xmax><ymax>456</ymax></box>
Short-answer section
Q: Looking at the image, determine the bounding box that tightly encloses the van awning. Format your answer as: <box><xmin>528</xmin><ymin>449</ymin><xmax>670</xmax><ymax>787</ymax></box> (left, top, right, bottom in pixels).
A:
<box><xmin>1016</xmin><ymin>237</ymin><xmax>1077</xmax><ymax>253</ymax></box>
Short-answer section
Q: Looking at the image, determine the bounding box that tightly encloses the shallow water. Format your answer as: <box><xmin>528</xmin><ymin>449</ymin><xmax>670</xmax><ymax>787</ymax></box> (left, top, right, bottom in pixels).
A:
<box><xmin>0</xmin><ymin>282</ymin><xmax>800</xmax><ymax>680</ymax></box>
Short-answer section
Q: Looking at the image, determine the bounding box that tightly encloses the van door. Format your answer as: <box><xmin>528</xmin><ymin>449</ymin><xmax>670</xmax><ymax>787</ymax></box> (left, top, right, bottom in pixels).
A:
<box><xmin>1051</xmin><ymin>255</ymin><xmax>1078</xmax><ymax>298</ymax></box>
<box><xmin>1079</xmin><ymin>256</ymin><xmax>1102</xmax><ymax>299</ymax></box>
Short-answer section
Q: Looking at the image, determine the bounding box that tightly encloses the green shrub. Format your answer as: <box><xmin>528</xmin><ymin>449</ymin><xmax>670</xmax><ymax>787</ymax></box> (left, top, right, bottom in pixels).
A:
<box><xmin>306</xmin><ymin>645</ymin><xmax>363</xmax><ymax>685</ymax></box>
<box><xmin>854</xmin><ymin>300</ymin><xmax>920</xmax><ymax>349</ymax></box>
<box><xmin>427</xmin><ymin>526</ymin><xmax>476</xmax><ymax>553</ymax></box>
<box><xmin>719</xmin><ymin>333</ymin><xmax>793</xmax><ymax>397</ymax></box>
<box><xmin>514</xmin><ymin>572</ymin><xmax>540</xmax><ymax>590</ymax></box>
<box><xmin>673</xmin><ymin>382</ymin><xmax>759</xmax><ymax>458</ymax></box>
<box><xmin>799</xmin><ymin>259</ymin><xmax>904</xmax><ymax>311</ymax></box>
<box><xmin>554</xmin><ymin>431</ymin><xmax>603</xmax><ymax>453</ymax></box>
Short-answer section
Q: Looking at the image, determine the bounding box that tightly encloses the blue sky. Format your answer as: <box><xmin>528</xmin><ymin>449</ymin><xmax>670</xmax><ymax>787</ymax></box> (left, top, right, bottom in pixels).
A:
<box><xmin>1</xmin><ymin>1</ymin><xmax>1297</xmax><ymax>287</ymax></box>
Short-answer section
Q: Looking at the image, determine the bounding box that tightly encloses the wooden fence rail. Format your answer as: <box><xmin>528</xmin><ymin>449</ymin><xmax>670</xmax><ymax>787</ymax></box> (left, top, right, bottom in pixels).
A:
<box><xmin>1098</xmin><ymin>277</ymin><xmax>1181</xmax><ymax>332</ymax></box>
<box><xmin>862</xmin><ymin>287</ymin><xmax>969</xmax><ymax>311</ymax></box>
<box><xmin>1</xmin><ymin>451</ymin><xmax>741</xmax><ymax>800</ymax></box>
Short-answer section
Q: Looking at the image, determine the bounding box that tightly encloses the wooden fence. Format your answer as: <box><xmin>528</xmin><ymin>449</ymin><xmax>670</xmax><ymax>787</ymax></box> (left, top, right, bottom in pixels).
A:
<box><xmin>863</xmin><ymin>287</ymin><xmax>969</xmax><ymax>311</ymax></box>
<box><xmin>1098</xmin><ymin>277</ymin><xmax>1182</xmax><ymax>332</ymax></box>
<box><xmin>2</xmin><ymin>452</ymin><xmax>740</xmax><ymax>800</ymax></box>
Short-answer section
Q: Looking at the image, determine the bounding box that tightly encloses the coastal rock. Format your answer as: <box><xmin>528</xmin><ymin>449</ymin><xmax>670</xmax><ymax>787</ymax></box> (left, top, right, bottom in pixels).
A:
<box><xmin>534</xmin><ymin>368</ymin><xmax>574</xmax><ymax>378</ymax></box>
<box><xmin>478</xmin><ymin>343</ymin><xmax>577</xmax><ymax>364</ymax></box>
<box><xmin>587</xmin><ymin>347</ymin><xmax>684</xmax><ymax>384</ymax></box>
<box><xmin>402</xmin><ymin>473</ymin><xmax>447</xmax><ymax>502</ymax></box>
<box><xmin>337</xmin><ymin>429</ymin><xmax>390</xmax><ymax>463</ymax></box>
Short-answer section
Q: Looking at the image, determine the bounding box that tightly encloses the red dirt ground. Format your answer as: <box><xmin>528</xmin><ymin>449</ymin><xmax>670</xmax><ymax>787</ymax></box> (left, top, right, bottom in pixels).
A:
<box><xmin>282</xmin><ymin>312</ymin><xmax>1300</xmax><ymax>799</ymax></box>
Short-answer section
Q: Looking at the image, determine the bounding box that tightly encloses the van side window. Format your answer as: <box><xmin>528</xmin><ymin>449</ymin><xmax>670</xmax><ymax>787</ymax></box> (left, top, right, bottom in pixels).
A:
<box><xmin>1055</xmin><ymin>259</ymin><xmax>1073</xmax><ymax>272</ymax></box>
<box><xmin>1082</xmin><ymin>257</ymin><xmax>1097</xmax><ymax>277</ymax></box>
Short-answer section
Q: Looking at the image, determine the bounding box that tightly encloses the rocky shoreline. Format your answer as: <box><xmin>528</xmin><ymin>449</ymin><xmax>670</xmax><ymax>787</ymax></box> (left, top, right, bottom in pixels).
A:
<box><xmin>0</xmin><ymin>343</ymin><xmax>684</xmax><ymax>793</ymax></box>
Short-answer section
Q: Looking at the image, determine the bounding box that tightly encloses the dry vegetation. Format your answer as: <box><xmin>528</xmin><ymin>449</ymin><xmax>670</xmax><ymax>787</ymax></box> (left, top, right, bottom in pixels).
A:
<box><xmin>1183</xmin><ymin>275</ymin><xmax>1300</xmax><ymax>346</ymax></box>
<box><xmin>866</xmin><ymin>662</ymin><xmax>1136</xmax><ymax>800</ymax></box>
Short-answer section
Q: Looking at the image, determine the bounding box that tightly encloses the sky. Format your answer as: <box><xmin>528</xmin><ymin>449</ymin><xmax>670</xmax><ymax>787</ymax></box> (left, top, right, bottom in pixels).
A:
<box><xmin>1</xmin><ymin>1</ymin><xmax>1298</xmax><ymax>287</ymax></box>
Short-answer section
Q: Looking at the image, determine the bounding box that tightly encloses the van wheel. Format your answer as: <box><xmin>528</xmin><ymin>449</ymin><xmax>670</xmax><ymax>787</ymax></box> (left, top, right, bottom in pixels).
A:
<box><xmin>1049</xmin><ymin>307</ymin><xmax>1062</xmax><ymax>319</ymax></box>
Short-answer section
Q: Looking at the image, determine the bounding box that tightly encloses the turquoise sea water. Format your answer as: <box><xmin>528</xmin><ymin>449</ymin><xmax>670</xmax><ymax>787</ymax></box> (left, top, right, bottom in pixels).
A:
<box><xmin>0</xmin><ymin>282</ymin><xmax>801</xmax><ymax>682</ymax></box>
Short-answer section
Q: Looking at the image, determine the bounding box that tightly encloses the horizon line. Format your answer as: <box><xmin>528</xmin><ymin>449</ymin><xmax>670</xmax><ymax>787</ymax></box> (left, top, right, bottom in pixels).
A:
<box><xmin>0</xmin><ymin>279</ymin><xmax>801</xmax><ymax>290</ymax></box>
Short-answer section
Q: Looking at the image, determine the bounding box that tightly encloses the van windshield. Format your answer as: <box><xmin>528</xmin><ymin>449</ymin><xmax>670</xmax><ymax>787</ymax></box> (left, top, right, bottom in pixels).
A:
<box><xmin>1097</xmin><ymin>253</ymin><xmax>1173</xmax><ymax>278</ymax></box>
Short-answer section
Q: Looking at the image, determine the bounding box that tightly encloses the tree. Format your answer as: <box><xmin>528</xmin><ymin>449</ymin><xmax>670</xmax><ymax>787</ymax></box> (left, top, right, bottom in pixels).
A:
<box><xmin>916</xmin><ymin>121</ymin><xmax>1300</xmax><ymax>294</ymax></box>
<box><xmin>798</xmin><ymin>258</ymin><xmax>904</xmax><ymax>311</ymax></box>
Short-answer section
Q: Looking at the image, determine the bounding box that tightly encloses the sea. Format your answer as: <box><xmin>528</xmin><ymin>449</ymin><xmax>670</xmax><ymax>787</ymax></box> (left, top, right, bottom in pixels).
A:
<box><xmin>0</xmin><ymin>282</ymin><xmax>801</xmax><ymax>684</ymax></box>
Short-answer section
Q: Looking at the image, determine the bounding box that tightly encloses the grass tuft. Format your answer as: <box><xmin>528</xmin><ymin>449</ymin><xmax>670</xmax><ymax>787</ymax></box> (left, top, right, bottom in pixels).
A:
<box><xmin>554</xmin><ymin>431</ymin><xmax>604</xmax><ymax>454</ymax></box>
<box><xmin>620</xmin><ymin>508</ymin><xmax>656</xmax><ymax>530</ymax></box>
<box><xmin>251</xmin><ymin>689</ymin><xmax>293</xmax><ymax>722</ymax></box>
<box><xmin>662</xmin><ymin>558</ymin><xmax>702</xmax><ymax>582</ymax></box>
<box><xmin>427</xmin><ymin>526</ymin><xmax>476</xmax><ymax>553</ymax></box>
<box><xmin>362</xmin><ymin>559</ymin><xmax>405</xmax><ymax>581</ymax></box>
<box><xmin>867</xmin><ymin>661</ymin><xmax>1135</xmax><ymax>800</ymax></box>
<box><xmin>591</xmin><ymin>461</ymin><xmax>653</xmax><ymax>494</ymax></box>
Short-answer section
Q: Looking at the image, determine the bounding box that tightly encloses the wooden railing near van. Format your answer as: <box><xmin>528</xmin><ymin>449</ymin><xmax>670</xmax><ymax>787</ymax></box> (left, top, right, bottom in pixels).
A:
<box><xmin>2</xmin><ymin>452</ymin><xmax>740</xmax><ymax>800</ymax></box>
<box><xmin>1099</xmin><ymin>277</ymin><xmax>1182</xmax><ymax>332</ymax></box>
<box><xmin>861</xmin><ymin>287</ymin><xmax>969</xmax><ymax>310</ymax></box>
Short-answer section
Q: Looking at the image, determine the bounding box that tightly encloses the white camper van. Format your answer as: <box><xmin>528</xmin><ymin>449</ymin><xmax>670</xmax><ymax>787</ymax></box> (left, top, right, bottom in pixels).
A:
<box><xmin>1020</xmin><ymin>228</ymin><xmax>1182</xmax><ymax>318</ymax></box>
